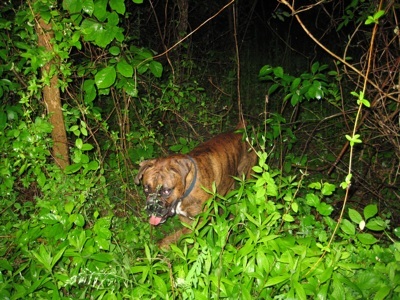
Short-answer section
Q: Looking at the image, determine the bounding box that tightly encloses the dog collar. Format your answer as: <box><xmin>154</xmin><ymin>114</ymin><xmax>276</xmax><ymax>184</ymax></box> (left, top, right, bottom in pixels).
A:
<box><xmin>182</xmin><ymin>156</ymin><xmax>197</xmax><ymax>199</ymax></box>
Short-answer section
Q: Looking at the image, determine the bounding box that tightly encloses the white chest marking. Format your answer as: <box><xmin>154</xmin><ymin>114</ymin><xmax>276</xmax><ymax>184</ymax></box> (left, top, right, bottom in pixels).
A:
<box><xmin>175</xmin><ymin>201</ymin><xmax>187</xmax><ymax>217</ymax></box>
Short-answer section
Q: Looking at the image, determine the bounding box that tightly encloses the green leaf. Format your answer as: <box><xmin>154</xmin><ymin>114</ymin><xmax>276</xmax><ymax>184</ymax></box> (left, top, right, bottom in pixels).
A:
<box><xmin>81</xmin><ymin>143</ymin><xmax>94</xmax><ymax>151</ymax></box>
<box><xmin>283</xmin><ymin>214</ymin><xmax>295</xmax><ymax>222</ymax></box>
<box><xmin>307</xmin><ymin>80</ymin><xmax>324</xmax><ymax>99</ymax></box>
<box><xmin>316</xmin><ymin>282</ymin><xmax>330</xmax><ymax>299</ymax></box>
<box><xmin>95</xmin><ymin>66</ymin><xmax>116</xmax><ymax>89</ymax></box>
<box><xmin>360</xmin><ymin>98</ymin><xmax>370</xmax><ymax>107</ymax></box>
<box><xmin>268</xmin><ymin>83</ymin><xmax>280</xmax><ymax>95</ymax></box>
<box><xmin>51</xmin><ymin>246</ymin><xmax>67</xmax><ymax>269</ymax></box>
<box><xmin>363</xmin><ymin>204</ymin><xmax>378</xmax><ymax>220</ymax></box>
<box><xmin>110</xmin><ymin>0</ymin><xmax>126</xmax><ymax>14</ymax></box>
<box><xmin>80</xmin><ymin>126</ymin><xmax>88</xmax><ymax>136</ymax></box>
<box><xmin>169</xmin><ymin>144</ymin><xmax>183</xmax><ymax>152</ymax></box>
<box><xmin>32</xmin><ymin>245</ymin><xmax>52</xmax><ymax>272</ymax></box>
<box><xmin>153</xmin><ymin>275</ymin><xmax>168</xmax><ymax>296</ymax></box>
<box><xmin>374</xmin><ymin>10</ymin><xmax>385</xmax><ymax>20</ymax></box>
<box><xmin>80</xmin><ymin>19</ymin><xmax>101</xmax><ymax>41</ymax></box>
<box><xmin>94</xmin><ymin>236</ymin><xmax>110</xmax><ymax>250</ymax></box>
<box><xmin>72</xmin><ymin>151</ymin><xmax>82</xmax><ymax>163</ymax></box>
<box><xmin>273</xmin><ymin>66</ymin><xmax>284</xmax><ymax>78</ymax></box>
<box><xmin>308</xmin><ymin>182</ymin><xmax>322</xmax><ymax>190</ymax></box>
<box><xmin>63</xmin><ymin>0</ymin><xmax>83</xmax><ymax>14</ymax></box>
<box><xmin>122</xmin><ymin>78</ymin><xmax>138</xmax><ymax>97</ymax></box>
<box><xmin>328</xmin><ymin>70</ymin><xmax>338</xmax><ymax>76</ymax></box>
<box><xmin>74</xmin><ymin>214</ymin><xmax>85</xmax><ymax>227</ymax></box>
<box><xmin>83</xmin><ymin>79</ymin><xmax>97</xmax><ymax>103</ymax></box>
<box><xmin>80</xmin><ymin>153</ymin><xmax>89</xmax><ymax>164</ymax></box>
<box><xmin>321</xmin><ymin>182</ymin><xmax>336</xmax><ymax>196</ymax></box>
<box><xmin>393</xmin><ymin>227</ymin><xmax>400</xmax><ymax>238</ymax></box>
<box><xmin>331</xmin><ymin>277</ymin><xmax>346</xmax><ymax>299</ymax></box>
<box><xmin>86</xmin><ymin>160</ymin><xmax>99</xmax><ymax>171</ymax></box>
<box><xmin>365</xmin><ymin>10</ymin><xmax>385</xmax><ymax>25</ymax></box>
<box><xmin>264</xmin><ymin>173</ymin><xmax>278</xmax><ymax>196</ymax></box>
<box><xmin>373</xmin><ymin>286</ymin><xmax>391</xmax><ymax>300</ymax></box>
<box><xmin>365</xmin><ymin>16</ymin><xmax>375</xmax><ymax>25</ymax></box>
<box><xmin>70</xmin><ymin>125</ymin><xmax>79</xmax><ymax>133</ymax></box>
<box><xmin>82</xmin><ymin>0</ymin><xmax>95</xmax><ymax>15</ymax></box>
<box><xmin>365</xmin><ymin>218</ymin><xmax>387</xmax><ymax>231</ymax></box>
<box><xmin>0</xmin><ymin>259</ymin><xmax>13</xmax><ymax>271</ymax></box>
<box><xmin>348</xmin><ymin>208</ymin><xmax>363</xmax><ymax>224</ymax></box>
<box><xmin>65</xmin><ymin>202</ymin><xmax>74</xmax><ymax>214</ymax></box>
<box><xmin>252</xmin><ymin>165</ymin><xmax>263</xmax><ymax>173</ymax></box>
<box><xmin>94</xmin><ymin>216</ymin><xmax>112</xmax><ymax>232</ymax></box>
<box><xmin>290</xmin><ymin>93</ymin><xmax>301</xmax><ymax>106</ymax></box>
<box><xmin>311</xmin><ymin>62</ymin><xmax>320</xmax><ymax>74</ymax></box>
<box><xmin>95</xmin><ymin>25</ymin><xmax>116</xmax><ymax>48</ymax></box>
<box><xmin>238</xmin><ymin>237</ymin><xmax>255</xmax><ymax>257</ymax></box>
<box><xmin>259</xmin><ymin>64</ymin><xmax>273</xmax><ymax>77</ymax></box>
<box><xmin>149</xmin><ymin>61</ymin><xmax>163</xmax><ymax>78</ymax></box>
<box><xmin>93</xmin><ymin>0</ymin><xmax>108</xmax><ymax>21</ymax></box>
<box><xmin>317</xmin><ymin>202</ymin><xmax>334</xmax><ymax>216</ymax></box>
<box><xmin>318</xmin><ymin>266</ymin><xmax>333</xmax><ymax>284</ymax></box>
<box><xmin>345</xmin><ymin>134</ymin><xmax>362</xmax><ymax>146</ymax></box>
<box><xmin>37</xmin><ymin>171</ymin><xmax>46</xmax><ymax>188</ymax></box>
<box><xmin>75</xmin><ymin>138</ymin><xmax>83</xmax><ymax>149</ymax></box>
<box><xmin>293</xmin><ymin>281</ymin><xmax>307</xmax><ymax>300</ymax></box>
<box><xmin>291</xmin><ymin>202</ymin><xmax>298</xmax><ymax>213</ymax></box>
<box><xmin>91</xmin><ymin>253</ymin><xmax>114</xmax><ymax>262</ymax></box>
<box><xmin>306</xmin><ymin>193</ymin><xmax>320</xmax><ymax>207</ymax></box>
<box><xmin>109</xmin><ymin>46</ymin><xmax>121</xmax><ymax>55</ymax></box>
<box><xmin>132</xmin><ymin>0</ymin><xmax>143</xmax><ymax>3</ymax></box>
<box><xmin>264</xmin><ymin>274</ymin><xmax>290</xmax><ymax>287</ymax></box>
<box><xmin>117</xmin><ymin>60</ymin><xmax>133</xmax><ymax>77</ymax></box>
<box><xmin>290</xmin><ymin>77</ymin><xmax>301</xmax><ymax>92</ymax></box>
<box><xmin>64</xmin><ymin>163</ymin><xmax>82</xmax><ymax>174</ymax></box>
<box><xmin>357</xmin><ymin>233</ymin><xmax>377</xmax><ymax>245</ymax></box>
<box><xmin>350</xmin><ymin>91</ymin><xmax>359</xmax><ymax>97</ymax></box>
<box><xmin>344</xmin><ymin>173</ymin><xmax>352</xmax><ymax>186</ymax></box>
<box><xmin>341</xmin><ymin>219</ymin><xmax>355</xmax><ymax>235</ymax></box>
<box><xmin>39</xmin><ymin>213</ymin><xmax>60</xmax><ymax>225</ymax></box>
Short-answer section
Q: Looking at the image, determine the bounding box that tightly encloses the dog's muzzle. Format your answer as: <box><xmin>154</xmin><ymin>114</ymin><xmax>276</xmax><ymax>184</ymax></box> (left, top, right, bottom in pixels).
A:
<box><xmin>146</xmin><ymin>192</ymin><xmax>181</xmax><ymax>226</ymax></box>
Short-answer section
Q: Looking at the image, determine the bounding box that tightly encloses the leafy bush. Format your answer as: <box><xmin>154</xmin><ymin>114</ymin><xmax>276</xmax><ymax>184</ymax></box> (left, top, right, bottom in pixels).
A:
<box><xmin>259</xmin><ymin>62</ymin><xmax>340</xmax><ymax>106</ymax></box>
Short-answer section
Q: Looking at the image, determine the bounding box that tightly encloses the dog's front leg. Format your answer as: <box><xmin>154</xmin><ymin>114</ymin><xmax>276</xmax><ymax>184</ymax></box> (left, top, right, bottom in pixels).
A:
<box><xmin>158</xmin><ymin>216</ymin><xmax>193</xmax><ymax>249</ymax></box>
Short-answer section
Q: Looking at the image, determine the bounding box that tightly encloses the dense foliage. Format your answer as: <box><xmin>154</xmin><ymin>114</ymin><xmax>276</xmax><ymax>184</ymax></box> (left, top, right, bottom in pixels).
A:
<box><xmin>0</xmin><ymin>0</ymin><xmax>399</xmax><ymax>299</ymax></box>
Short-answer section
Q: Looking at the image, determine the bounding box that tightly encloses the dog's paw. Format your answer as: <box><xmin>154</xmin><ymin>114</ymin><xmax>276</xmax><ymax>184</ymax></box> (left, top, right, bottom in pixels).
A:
<box><xmin>158</xmin><ymin>238</ymin><xmax>172</xmax><ymax>250</ymax></box>
<box><xmin>157</xmin><ymin>228</ymin><xmax>190</xmax><ymax>250</ymax></box>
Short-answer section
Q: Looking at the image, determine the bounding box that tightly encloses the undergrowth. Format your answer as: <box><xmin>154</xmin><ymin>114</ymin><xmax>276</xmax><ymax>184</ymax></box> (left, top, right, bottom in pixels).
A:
<box><xmin>1</xmin><ymin>117</ymin><xmax>399</xmax><ymax>298</ymax></box>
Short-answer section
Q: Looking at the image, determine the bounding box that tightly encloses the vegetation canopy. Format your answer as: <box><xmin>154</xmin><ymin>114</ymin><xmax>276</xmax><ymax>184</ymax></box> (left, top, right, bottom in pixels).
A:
<box><xmin>0</xmin><ymin>0</ymin><xmax>399</xmax><ymax>298</ymax></box>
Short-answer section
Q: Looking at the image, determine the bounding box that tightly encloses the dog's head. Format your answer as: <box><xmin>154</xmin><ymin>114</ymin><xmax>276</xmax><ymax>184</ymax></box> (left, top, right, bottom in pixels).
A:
<box><xmin>134</xmin><ymin>156</ymin><xmax>193</xmax><ymax>225</ymax></box>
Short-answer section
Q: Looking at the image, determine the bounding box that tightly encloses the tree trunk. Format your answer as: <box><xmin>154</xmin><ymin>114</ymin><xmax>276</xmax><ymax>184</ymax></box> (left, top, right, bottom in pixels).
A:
<box><xmin>36</xmin><ymin>18</ymin><xmax>70</xmax><ymax>169</ymax></box>
<box><xmin>171</xmin><ymin>0</ymin><xmax>189</xmax><ymax>82</ymax></box>
<box><xmin>176</xmin><ymin>0</ymin><xmax>189</xmax><ymax>37</ymax></box>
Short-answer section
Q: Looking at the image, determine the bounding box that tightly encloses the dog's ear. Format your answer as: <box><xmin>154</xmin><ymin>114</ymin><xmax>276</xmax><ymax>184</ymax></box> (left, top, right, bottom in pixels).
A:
<box><xmin>236</xmin><ymin>118</ymin><xmax>247</xmax><ymax>130</ymax></box>
<box><xmin>173</xmin><ymin>158</ymin><xmax>191</xmax><ymax>177</ymax></box>
<box><xmin>173</xmin><ymin>157</ymin><xmax>196</xmax><ymax>186</ymax></box>
<box><xmin>134</xmin><ymin>160</ymin><xmax>155</xmax><ymax>185</ymax></box>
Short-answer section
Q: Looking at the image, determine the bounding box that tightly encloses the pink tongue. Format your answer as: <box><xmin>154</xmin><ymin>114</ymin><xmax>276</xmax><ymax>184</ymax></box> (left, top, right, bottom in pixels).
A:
<box><xmin>149</xmin><ymin>215</ymin><xmax>162</xmax><ymax>226</ymax></box>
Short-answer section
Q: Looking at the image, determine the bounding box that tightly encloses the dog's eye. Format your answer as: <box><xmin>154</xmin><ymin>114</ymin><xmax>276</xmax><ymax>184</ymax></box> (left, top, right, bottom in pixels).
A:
<box><xmin>162</xmin><ymin>188</ymin><xmax>172</xmax><ymax>196</ymax></box>
<box><xmin>144</xmin><ymin>185</ymin><xmax>150</xmax><ymax>194</ymax></box>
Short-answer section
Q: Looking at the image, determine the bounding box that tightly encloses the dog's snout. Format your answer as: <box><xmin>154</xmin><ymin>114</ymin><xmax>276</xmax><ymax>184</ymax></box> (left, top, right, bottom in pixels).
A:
<box><xmin>146</xmin><ymin>197</ymin><xmax>167</xmax><ymax>216</ymax></box>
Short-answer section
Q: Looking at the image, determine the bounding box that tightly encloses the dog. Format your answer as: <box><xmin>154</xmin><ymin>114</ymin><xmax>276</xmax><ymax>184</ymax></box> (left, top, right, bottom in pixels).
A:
<box><xmin>134</xmin><ymin>122</ymin><xmax>257</xmax><ymax>248</ymax></box>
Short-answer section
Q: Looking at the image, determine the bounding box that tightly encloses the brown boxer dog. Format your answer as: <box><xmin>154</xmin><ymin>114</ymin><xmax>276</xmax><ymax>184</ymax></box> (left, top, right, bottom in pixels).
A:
<box><xmin>134</xmin><ymin>122</ymin><xmax>257</xmax><ymax>248</ymax></box>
